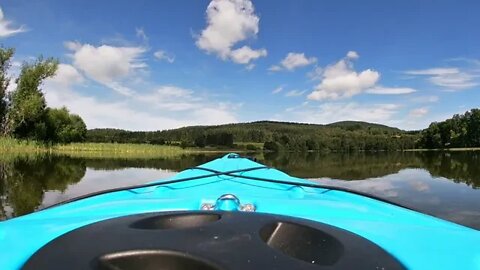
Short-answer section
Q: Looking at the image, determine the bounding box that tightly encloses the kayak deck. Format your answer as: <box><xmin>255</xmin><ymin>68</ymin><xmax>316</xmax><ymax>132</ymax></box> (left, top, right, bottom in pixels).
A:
<box><xmin>0</xmin><ymin>153</ymin><xmax>479</xmax><ymax>269</ymax></box>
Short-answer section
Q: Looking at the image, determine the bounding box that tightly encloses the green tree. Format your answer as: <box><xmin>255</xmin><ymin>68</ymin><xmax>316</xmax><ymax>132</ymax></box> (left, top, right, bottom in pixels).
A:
<box><xmin>4</xmin><ymin>57</ymin><xmax>58</xmax><ymax>140</ymax></box>
<box><xmin>0</xmin><ymin>47</ymin><xmax>15</xmax><ymax>132</ymax></box>
<box><xmin>46</xmin><ymin>107</ymin><xmax>87</xmax><ymax>143</ymax></box>
<box><xmin>194</xmin><ymin>134</ymin><xmax>206</xmax><ymax>148</ymax></box>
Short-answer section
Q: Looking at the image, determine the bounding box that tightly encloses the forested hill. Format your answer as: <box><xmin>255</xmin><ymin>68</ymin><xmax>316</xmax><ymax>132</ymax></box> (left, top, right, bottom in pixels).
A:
<box><xmin>325</xmin><ymin>121</ymin><xmax>402</xmax><ymax>132</ymax></box>
<box><xmin>87</xmin><ymin>120</ymin><xmax>420</xmax><ymax>151</ymax></box>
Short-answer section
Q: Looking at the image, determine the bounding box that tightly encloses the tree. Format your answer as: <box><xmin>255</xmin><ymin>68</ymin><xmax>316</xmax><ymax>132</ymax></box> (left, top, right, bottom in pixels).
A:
<box><xmin>45</xmin><ymin>107</ymin><xmax>87</xmax><ymax>143</ymax></box>
<box><xmin>194</xmin><ymin>134</ymin><xmax>206</xmax><ymax>148</ymax></box>
<box><xmin>264</xmin><ymin>141</ymin><xmax>281</xmax><ymax>152</ymax></box>
<box><xmin>0</xmin><ymin>47</ymin><xmax>15</xmax><ymax>132</ymax></box>
<box><xmin>4</xmin><ymin>57</ymin><xmax>58</xmax><ymax>140</ymax></box>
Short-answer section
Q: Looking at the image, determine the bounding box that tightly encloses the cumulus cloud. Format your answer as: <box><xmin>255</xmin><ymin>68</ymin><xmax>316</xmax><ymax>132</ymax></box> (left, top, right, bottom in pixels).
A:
<box><xmin>154</xmin><ymin>50</ymin><xmax>175</xmax><ymax>63</ymax></box>
<box><xmin>0</xmin><ymin>7</ymin><xmax>26</xmax><ymax>38</ymax></box>
<box><xmin>366</xmin><ymin>86</ymin><xmax>416</xmax><ymax>95</ymax></box>
<box><xmin>65</xmin><ymin>41</ymin><xmax>146</xmax><ymax>96</ymax></box>
<box><xmin>45</xmin><ymin>65</ymin><xmax>238</xmax><ymax>130</ymax></box>
<box><xmin>307</xmin><ymin>52</ymin><xmax>380</xmax><ymax>101</ymax></box>
<box><xmin>229</xmin><ymin>46</ymin><xmax>267</xmax><ymax>64</ymax></box>
<box><xmin>405</xmin><ymin>67</ymin><xmax>478</xmax><ymax>90</ymax></box>
<box><xmin>195</xmin><ymin>0</ymin><xmax>267</xmax><ymax>65</ymax></box>
<box><xmin>281</xmin><ymin>102</ymin><xmax>400</xmax><ymax>124</ymax></box>
<box><xmin>48</xmin><ymin>64</ymin><xmax>84</xmax><ymax>87</ymax></box>
<box><xmin>269</xmin><ymin>52</ymin><xmax>317</xmax><ymax>71</ymax></box>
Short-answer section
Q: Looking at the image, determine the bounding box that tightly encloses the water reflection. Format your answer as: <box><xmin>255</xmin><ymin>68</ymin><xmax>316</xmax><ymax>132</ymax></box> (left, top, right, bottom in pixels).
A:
<box><xmin>0</xmin><ymin>155</ymin><xmax>86</xmax><ymax>218</ymax></box>
<box><xmin>0</xmin><ymin>151</ymin><xmax>479</xmax><ymax>229</ymax></box>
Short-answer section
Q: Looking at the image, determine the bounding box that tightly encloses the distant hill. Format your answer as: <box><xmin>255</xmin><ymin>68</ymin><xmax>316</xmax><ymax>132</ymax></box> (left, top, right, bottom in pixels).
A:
<box><xmin>326</xmin><ymin>121</ymin><xmax>402</xmax><ymax>132</ymax></box>
<box><xmin>87</xmin><ymin>120</ymin><xmax>419</xmax><ymax>151</ymax></box>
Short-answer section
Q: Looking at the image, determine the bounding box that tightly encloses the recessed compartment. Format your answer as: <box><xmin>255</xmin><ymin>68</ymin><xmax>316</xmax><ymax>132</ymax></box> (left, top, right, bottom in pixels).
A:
<box><xmin>97</xmin><ymin>250</ymin><xmax>220</xmax><ymax>270</ymax></box>
<box><xmin>130</xmin><ymin>213</ymin><xmax>221</xmax><ymax>230</ymax></box>
<box><xmin>260</xmin><ymin>222</ymin><xmax>344</xmax><ymax>266</ymax></box>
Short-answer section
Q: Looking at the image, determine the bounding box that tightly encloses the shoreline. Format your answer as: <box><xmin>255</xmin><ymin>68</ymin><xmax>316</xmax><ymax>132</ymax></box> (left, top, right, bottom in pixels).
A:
<box><xmin>2</xmin><ymin>138</ymin><xmax>480</xmax><ymax>158</ymax></box>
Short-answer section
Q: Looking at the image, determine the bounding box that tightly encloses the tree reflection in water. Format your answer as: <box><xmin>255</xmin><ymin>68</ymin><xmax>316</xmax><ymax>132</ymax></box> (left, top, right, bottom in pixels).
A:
<box><xmin>0</xmin><ymin>151</ymin><xmax>478</xmax><ymax>225</ymax></box>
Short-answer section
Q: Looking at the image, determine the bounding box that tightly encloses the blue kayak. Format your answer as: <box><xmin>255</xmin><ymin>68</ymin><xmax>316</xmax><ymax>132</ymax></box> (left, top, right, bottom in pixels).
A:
<box><xmin>0</xmin><ymin>153</ymin><xmax>479</xmax><ymax>269</ymax></box>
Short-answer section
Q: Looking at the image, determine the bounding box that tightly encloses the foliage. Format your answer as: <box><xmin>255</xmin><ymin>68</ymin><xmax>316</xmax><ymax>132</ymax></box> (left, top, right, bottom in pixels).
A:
<box><xmin>418</xmin><ymin>109</ymin><xmax>480</xmax><ymax>149</ymax></box>
<box><xmin>5</xmin><ymin>57</ymin><xmax>58</xmax><ymax>140</ymax></box>
<box><xmin>45</xmin><ymin>107</ymin><xmax>87</xmax><ymax>143</ymax></box>
<box><xmin>88</xmin><ymin>121</ymin><xmax>420</xmax><ymax>152</ymax></box>
<box><xmin>0</xmin><ymin>47</ymin><xmax>15</xmax><ymax>132</ymax></box>
<box><xmin>0</xmin><ymin>154</ymin><xmax>86</xmax><ymax>218</ymax></box>
<box><xmin>0</xmin><ymin>137</ymin><xmax>46</xmax><ymax>153</ymax></box>
<box><xmin>0</xmin><ymin>46</ymin><xmax>87</xmax><ymax>144</ymax></box>
<box><xmin>52</xmin><ymin>142</ymin><xmax>198</xmax><ymax>158</ymax></box>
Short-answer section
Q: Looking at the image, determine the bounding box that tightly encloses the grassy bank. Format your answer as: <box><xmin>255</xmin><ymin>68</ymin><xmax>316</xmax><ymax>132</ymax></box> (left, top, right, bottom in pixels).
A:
<box><xmin>0</xmin><ymin>138</ymin><xmax>194</xmax><ymax>158</ymax></box>
<box><xmin>0</xmin><ymin>137</ymin><xmax>46</xmax><ymax>153</ymax></box>
<box><xmin>53</xmin><ymin>142</ymin><xmax>197</xmax><ymax>158</ymax></box>
<box><xmin>405</xmin><ymin>147</ymin><xmax>480</xmax><ymax>152</ymax></box>
<box><xmin>0</xmin><ymin>138</ymin><xmax>244</xmax><ymax>159</ymax></box>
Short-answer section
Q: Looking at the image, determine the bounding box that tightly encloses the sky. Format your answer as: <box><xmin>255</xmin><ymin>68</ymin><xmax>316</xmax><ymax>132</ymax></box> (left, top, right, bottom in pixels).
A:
<box><xmin>1</xmin><ymin>0</ymin><xmax>479</xmax><ymax>131</ymax></box>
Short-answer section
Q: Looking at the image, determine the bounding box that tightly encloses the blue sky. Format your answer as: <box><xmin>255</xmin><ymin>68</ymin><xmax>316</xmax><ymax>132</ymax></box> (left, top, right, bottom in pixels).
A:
<box><xmin>1</xmin><ymin>0</ymin><xmax>479</xmax><ymax>130</ymax></box>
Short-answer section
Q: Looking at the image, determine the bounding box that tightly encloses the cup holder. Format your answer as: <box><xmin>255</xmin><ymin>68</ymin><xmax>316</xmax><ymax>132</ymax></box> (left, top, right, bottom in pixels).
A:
<box><xmin>96</xmin><ymin>250</ymin><xmax>220</xmax><ymax>270</ymax></box>
<box><xmin>260</xmin><ymin>222</ymin><xmax>344</xmax><ymax>266</ymax></box>
<box><xmin>130</xmin><ymin>213</ymin><xmax>221</xmax><ymax>230</ymax></box>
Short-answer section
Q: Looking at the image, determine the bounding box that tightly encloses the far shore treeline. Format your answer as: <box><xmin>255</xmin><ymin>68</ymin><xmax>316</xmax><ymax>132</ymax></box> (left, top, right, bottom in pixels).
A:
<box><xmin>87</xmin><ymin>109</ymin><xmax>480</xmax><ymax>152</ymax></box>
<box><xmin>1</xmin><ymin>46</ymin><xmax>480</xmax><ymax>152</ymax></box>
<box><xmin>0</xmin><ymin>46</ymin><xmax>86</xmax><ymax>144</ymax></box>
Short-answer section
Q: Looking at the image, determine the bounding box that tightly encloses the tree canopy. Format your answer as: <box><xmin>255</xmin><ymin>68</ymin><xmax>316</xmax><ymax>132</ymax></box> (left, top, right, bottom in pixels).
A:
<box><xmin>0</xmin><ymin>46</ymin><xmax>15</xmax><ymax>132</ymax></box>
<box><xmin>87</xmin><ymin>121</ymin><xmax>421</xmax><ymax>151</ymax></box>
<box><xmin>418</xmin><ymin>109</ymin><xmax>480</xmax><ymax>149</ymax></box>
<box><xmin>0</xmin><ymin>46</ymin><xmax>86</xmax><ymax>144</ymax></box>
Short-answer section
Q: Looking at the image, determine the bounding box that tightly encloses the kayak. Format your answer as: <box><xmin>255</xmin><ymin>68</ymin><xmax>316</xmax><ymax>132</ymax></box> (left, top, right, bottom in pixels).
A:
<box><xmin>0</xmin><ymin>153</ymin><xmax>479</xmax><ymax>269</ymax></box>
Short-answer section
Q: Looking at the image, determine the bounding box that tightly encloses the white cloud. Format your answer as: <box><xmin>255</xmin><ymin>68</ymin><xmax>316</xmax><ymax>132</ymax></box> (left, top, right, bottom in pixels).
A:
<box><xmin>229</xmin><ymin>46</ymin><xmax>267</xmax><ymax>64</ymax></box>
<box><xmin>281</xmin><ymin>102</ymin><xmax>400</xmax><ymax>124</ymax></box>
<box><xmin>268</xmin><ymin>65</ymin><xmax>282</xmax><ymax>72</ymax></box>
<box><xmin>245</xmin><ymin>63</ymin><xmax>255</xmax><ymax>70</ymax></box>
<box><xmin>404</xmin><ymin>67</ymin><xmax>478</xmax><ymax>90</ymax></box>
<box><xmin>65</xmin><ymin>41</ymin><xmax>146</xmax><ymax>96</ymax></box>
<box><xmin>285</xmin><ymin>89</ymin><xmax>306</xmax><ymax>97</ymax></box>
<box><xmin>45</xmin><ymin>68</ymin><xmax>238</xmax><ymax>130</ymax></box>
<box><xmin>135</xmin><ymin>27</ymin><xmax>148</xmax><ymax>42</ymax></box>
<box><xmin>411</xmin><ymin>95</ymin><xmax>439</xmax><ymax>103</ymax></box>
<box><xmin>153</xmin><ymin>50</ymin><xmax>175</xmax><ymax>63</ymax></box>
<box><xmin>195</xmin><ymin>0</ymin><xmax>266</xmax><ymax>65</ymax></box>
<box><xmin>269</xmin><ymin>52</ymin><xmax>317</xmax><ymax>71</ymax></box>
<box><xmin>409</xmin><ymin>107</ymin><xmax>429</xmax><ymax>118</ymax></box>
<box><xmin>346</xmin><ymin>51</ymin><xmax>359</xmax><ymax>59</ymax></box>
<box><xmin>307</xmin><ymin>52</ymin><xmax>380</xmax><ymax>101</ymax></box>
<box><xmin>136</xmin><ymin>85</ymin><xmax>201</xmax><ymax>111</ymax></box>
<box><xmin>46</xmin><ymin>87</ymin><xmax>187</xmax><ymax>131</ymax></box>
<box><xmin>366</xmin><ymin>86</ymin><xmax>416</xmax><ymax>95</ymax></box>
<box><xmin>307</xmin><ymin>66</ymin><xmax>323</xmax><ymax>80</ymax></box>
<box><xmin>0</xmin><ymin>7</ymin><xmax>26</xmax><ymax>38</ymax></box>
<box><xmin>49</xmin><ymin>64</ymin><xmax>84</xmax><ymax>87</ymax></box>
<box><xmin>405</xmin><ymin>68</ymin><xmax>458</xmax><ymax>76</ymax></box>
<box><xmin>272</xmin><ymin>86</ymin><xmax>283</xmax><ymax>94</ymax></box>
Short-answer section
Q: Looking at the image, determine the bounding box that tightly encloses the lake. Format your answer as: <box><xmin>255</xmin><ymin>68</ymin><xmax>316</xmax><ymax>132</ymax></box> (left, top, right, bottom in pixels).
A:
<box><xmin>1</xmin><ymin>151</ymin><xmax>479</xmax><ymax>230</ymax></box>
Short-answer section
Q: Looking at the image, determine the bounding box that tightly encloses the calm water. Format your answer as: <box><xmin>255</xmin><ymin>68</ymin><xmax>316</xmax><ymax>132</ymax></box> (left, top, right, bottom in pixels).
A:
<box><xmin>0</xmin><ymin>151</ymin><xmax>479</xmax><ymax>229</ymax></box>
